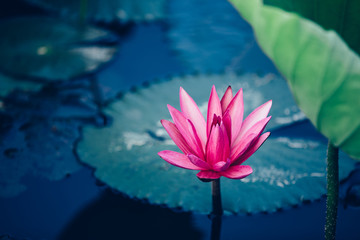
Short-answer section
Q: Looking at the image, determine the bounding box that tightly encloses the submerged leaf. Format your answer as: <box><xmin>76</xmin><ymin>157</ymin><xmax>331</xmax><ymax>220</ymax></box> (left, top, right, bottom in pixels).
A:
<box><xmin>0</xmin><ymin>119</ymin><xmax>81</xmax><ymax>197</ymax></box>
<box><xmin>25</xmin><ymin>0</ymin><xmax>166</xmax><ymax>22</ymax></box>
<box><xmin>167</xmin><ymin>0</ymin><xmax>277</xmax><ymax>73</ymax></box>
<box><xmin>0</xmin><ymin>77</ymin><xmax>103</xmax><ymax>197</ymax></box>
<box><xmin>0</xmin><ymin>74</ymin><xmax>42</xmax><ymax>97</ymax></box>
<box><xmin>77</xmin><ymin>74</ymin><xmax>355</xmax><ymax>213</ymax></box>
<box><xmin>229</xmin><ymin>0</ymin><xmax>360</xmax><ymax>159</ymax></box>
<box><xmin>0</xmin><ymin>17</ymin><xmax>117</xmax><ymax>81</ymax></box>
<box><xmin>97</xmin><ymin>24</ymin><xmax>185</xmax><ymax>101</ymax></box>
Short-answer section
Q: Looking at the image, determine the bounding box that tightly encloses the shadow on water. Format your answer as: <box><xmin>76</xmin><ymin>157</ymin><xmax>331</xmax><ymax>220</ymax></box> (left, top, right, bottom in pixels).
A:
<box><xmin>57</xmin><ymin>190</ymin><xmax>203</xmax><ymax>240</ymax></box>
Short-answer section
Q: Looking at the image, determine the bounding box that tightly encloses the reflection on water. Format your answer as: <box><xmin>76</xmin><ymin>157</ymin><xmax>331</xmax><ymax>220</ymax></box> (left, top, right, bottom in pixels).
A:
<box><xmin>58</xmin><ymin>190</ymin><xmax>203</xmax><ymax>240</ymax></box>
<box><xmin>341</xmin><ymin>164</ymin><xmax>360</xmax><ymax>209</ymax></box>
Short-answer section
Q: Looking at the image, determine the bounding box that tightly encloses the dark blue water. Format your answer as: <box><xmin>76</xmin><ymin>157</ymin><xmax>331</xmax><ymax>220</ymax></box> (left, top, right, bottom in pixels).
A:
<box><xmin>1</xmin><ymin>165</ymin><xmax>360</xmax><ymax>240</ymax></box>
<box><xmin>1</xmin><ymin>1</ymin><xmax>360</xmax><ymax>240</ymax></box>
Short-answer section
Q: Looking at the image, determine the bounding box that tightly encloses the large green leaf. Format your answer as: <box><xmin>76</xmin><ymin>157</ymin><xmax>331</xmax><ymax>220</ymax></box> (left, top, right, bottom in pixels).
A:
<box><xmin>77</xmin><ymin>73</ymin><xmax>355</xmax><ymax>214</ymax></box>
<box><xmin>229</xmin><ymin>0</ymin><xmax>360</xmax><ymax>159</ymax></box>
<box><xmin>263</xmin><ymin>0</ymin><xmax>360</xmax><ymax>55</ymax></box>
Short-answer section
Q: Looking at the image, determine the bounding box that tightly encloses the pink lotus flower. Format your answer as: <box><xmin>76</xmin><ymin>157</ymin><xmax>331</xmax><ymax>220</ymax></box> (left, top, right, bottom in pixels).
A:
<box><xmin>158</xmin><ymin>86</ymin><xmax>271</xmax><ymax>180</ymax></box>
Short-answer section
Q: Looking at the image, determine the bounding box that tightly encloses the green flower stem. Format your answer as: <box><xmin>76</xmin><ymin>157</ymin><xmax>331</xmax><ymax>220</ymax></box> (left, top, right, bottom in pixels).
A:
<box><xmin>212</xmin><ymin>178</ymin><xmax>223</xmax><ymax>216</ymax></box>
<box><xmin>210</xmin><ymin>178</ymin><xmax>223</xmax><ymax>240</ymax></box>
<box><xmin>210</xmin><ymin>214</ymin><xmax>222</xmax><ymax>240</ymax></box>
<box><xmin>325</xmin><ymin>141</ymin><xmax>339</xmax><ymax>240</ymax></box>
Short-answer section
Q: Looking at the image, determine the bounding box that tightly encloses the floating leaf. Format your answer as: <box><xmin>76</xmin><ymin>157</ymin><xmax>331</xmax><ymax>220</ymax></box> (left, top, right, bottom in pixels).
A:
<box><xmin>0</xmin><ymin>74</ymin><xmax>42</xmax><ymax>97</ymax></box>
<box><xmin>263</xmin><ymin>0</ymin><xmax>360</xmax><ymax>55</ymax></box>
<box><xmin>0</xmin><ymin>77</ymin><xmax>105</xmax><ymax>197</ymax></box>
<box><xmin>0</xmin><ymin>17</ymin><xmax>117</xmax><ymax>81</ymax></box>
<box><xmin>77</xmin><ymin>74</ymin><xmax>355</xmax><ymax>213</ymax></box>
<box><xmin>167</xmin><ymin>0</ymin><xmax>277</xmax><ymax>73</ymax></box>
<box><xmin>3</xmin><ymin>78</ymin><xmax>99</xmax><ymax>120</ymax></box>
<box><xmin>229</xmin><ymin>0</ymin><xmax>360</xmax><ymax>160</ymax></box>
<box><xmin>25</xmin><ymin>0</ymin><xmax>166</xmax><ymax>22</ymax></box>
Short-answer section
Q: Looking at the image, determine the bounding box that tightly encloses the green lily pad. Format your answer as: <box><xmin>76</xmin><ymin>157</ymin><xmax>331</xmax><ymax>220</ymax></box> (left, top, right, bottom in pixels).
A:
<box><xmin>77</xmin><ymin>73</ymin><xmax>355</xmax><ymax>214</ymax></box>
<box><xmin>0</xmin><ymin>17</ymin><xmax>117</xmax><ymax>81</ymax></box>
<box><xmin>229</xmin><ymin>0</ymin><xmax>360</xmax><ymax>160</ymax></box>
<box><xmin>0</xmin><ymin>74</ymin><xmax>42</xmax><ymax>97</ymax></box>
<box><xmin>25</xmin><ymin>0</ymin><xmax>166</xmax><ymax>22</ymax></box>
<box><xmin>263</xmin><ymin>0</ymin><xmax>360</xmax><ymax>55</ymax></box>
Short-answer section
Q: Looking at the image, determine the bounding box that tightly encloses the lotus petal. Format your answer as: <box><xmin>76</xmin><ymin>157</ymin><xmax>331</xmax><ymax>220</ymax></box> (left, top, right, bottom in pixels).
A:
<box><xmin>179</xmin><ymin>87</ymin><xmax>207</xmax><ymax>147</ymax></box>
<box><xmin>221</xmin><ymin>165</ymin><xmax>253</xmax><ymax>179</ymax></box>
<box><xmin>188</xmin><ymin>154</ymin><xmax>211</xmax><ymax>170</ymax></box>
<box><xmin>206</xmin><ymin>86</ymin><xmax>222</xmax><ymax>137</ymax></box>
<box><xmin>160</xmin><ymin>120</ymin><xmax>192</xmax><ymax>155</ymax></box>
<box><xmin>158</xmin><ymin>151</ymin><xmax>203</xmax><ymax>170</ymax></box>
<box><xmin>220</xmin><ymin>86</ymin><xmax>233</xmax><ymax>113</ymax></box>
<box><xmin>197</xmin><ymin>170</ymin><xmax>221</xmax><ymax>180</ymax></box>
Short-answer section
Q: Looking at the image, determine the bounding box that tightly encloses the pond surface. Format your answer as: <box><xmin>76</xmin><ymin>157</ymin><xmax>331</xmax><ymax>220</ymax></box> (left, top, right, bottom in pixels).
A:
<box><xmin>1</xmin><ymin>167</ymin><xmax>360</xmax><ymax>240</ymax></box>
<box><xmin>1</xmin><ymin>1</ymin><xmax>360</xmax><ymax>240</ymax></box>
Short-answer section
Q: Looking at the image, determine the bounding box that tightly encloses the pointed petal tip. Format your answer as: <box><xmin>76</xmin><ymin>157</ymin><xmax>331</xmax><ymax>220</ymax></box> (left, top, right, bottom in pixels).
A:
<box><xmin>234</xmin><ymin>87</ymin><xmax>243</xmax><ymax>96</ymax></box>
<box><xmin>179</xmin><ymin>86</ymin><xmax>188</xmax><ymax>96</ymax></box>
<box><xmin>236</xmin><ymin>87</ymin><xmax>243</xmax><ymax>95</ymax></box>
<box><xmin>157</xmin><ymin>150</ymin><xmax>171</xmax><ymax>158</ymax></box>
<box><xmin>221</xmin><ymin>86</ymin><xmax>234</xmax><ymax>114</ymax></box>
<box><xmin>266</xmin><ymin>99</ymin><xmax>273</xmax><ymax>109</ymax></box>
<box><xmin>264</xmin><ymin>99</ymin><xmax>272</xmax><ymax>109</ymax></box>
<box><xmin>265</xmin><ymin>115</ymin><xmax>272</xmax><ymax>123</ymax></box>
<box><xmin>167</xmin><ymin>104</ymin><xmax>182</xmax><ymax>116</ymax></box>
<box><xmin>210</xmin><ymin>85</ymin><xmax>217</xmax><ymax>95</ymax></box>
<box><xmin>167</xmin><ymin>104</ymin><xmax>174</xmax><ymax>110</ymax></box>
<box><xmin>263</xmin><ymin>131</ymin><xmax>271</xmax><ymax>138</ymax></box>
<box><xmin>259</xmin><ymin>131</ymin><xmax>271</xmax><ymax>144</ymax></box>
<box><xmin>160</xmin><ymin>119</ymin><xmax>168</xmax><ymax>128</ymax></box>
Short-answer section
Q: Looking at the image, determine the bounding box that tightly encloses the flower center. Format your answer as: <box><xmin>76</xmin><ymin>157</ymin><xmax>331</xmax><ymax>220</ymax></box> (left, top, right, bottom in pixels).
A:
<box><xmin>211</xmin><ymin>114</ymin><xmax>222</xmax><ymax>127</ymax></box>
